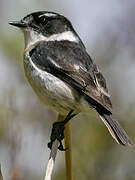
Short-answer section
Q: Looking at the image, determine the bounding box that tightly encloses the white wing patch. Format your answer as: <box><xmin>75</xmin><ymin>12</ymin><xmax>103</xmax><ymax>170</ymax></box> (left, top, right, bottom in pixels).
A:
<box><xmin>74</xmin><ymin>64</ymin><xmax>80</xmax><ymax>71</ymax></box>
<box><xmin>47</xmin><ymin>56</ymin><xmax>61</xmax><ymax>68</ymax></box>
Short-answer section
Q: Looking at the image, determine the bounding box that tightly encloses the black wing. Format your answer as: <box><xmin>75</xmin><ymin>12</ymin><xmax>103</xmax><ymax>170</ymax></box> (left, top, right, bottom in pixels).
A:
<box><xmin>29</xmin><ymin>40</ymin><xmax>112</xmax><ymax>112</ymax></box>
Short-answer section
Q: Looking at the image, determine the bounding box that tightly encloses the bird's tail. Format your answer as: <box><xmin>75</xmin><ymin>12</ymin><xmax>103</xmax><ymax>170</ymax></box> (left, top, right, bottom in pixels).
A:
<box><xmin>97</xmin><ymin>112</ymin><xmax>133</xmax><ymax>146</ymax></box>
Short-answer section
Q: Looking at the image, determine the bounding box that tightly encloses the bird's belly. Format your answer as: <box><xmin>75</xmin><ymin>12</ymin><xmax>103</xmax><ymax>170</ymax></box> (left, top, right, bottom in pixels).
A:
<box><xmin>24</xmin><ymin>58</ymin><xmax>81</xmax><ymax>115</ymax></box>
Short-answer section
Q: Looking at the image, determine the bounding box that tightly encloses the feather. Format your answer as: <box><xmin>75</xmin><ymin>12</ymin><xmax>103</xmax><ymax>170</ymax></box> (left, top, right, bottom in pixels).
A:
<box><xmin>98</xmin><ymin>113</ymin><xmax>133</xmax><ymax>146</ymax></box>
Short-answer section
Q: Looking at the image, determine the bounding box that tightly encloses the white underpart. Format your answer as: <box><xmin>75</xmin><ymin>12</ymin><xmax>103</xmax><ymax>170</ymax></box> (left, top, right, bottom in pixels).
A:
<box><xmin>39</xmin><ymin>13</ymin><xmax>57</xmax><ymax>18</ymax></box>
<box><xmin>24</xmin><ymin>30</ymin><xmax>79</xmax><ymax>48</ymax></box>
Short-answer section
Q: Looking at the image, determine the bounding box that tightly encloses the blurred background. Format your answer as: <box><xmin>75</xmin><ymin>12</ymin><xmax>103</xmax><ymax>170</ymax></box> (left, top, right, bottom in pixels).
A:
<box><xmin>0</xmin><ymin>0</ymin><xmax>135</xmax><ymax>179</ymax></box>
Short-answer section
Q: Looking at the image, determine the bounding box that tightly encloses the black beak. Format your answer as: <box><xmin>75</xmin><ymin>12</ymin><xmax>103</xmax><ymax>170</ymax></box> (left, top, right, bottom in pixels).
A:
<box><xmin>9</xmin><ymin>21</ymin><xmax>27</xmax><ymax>28</ymax></box>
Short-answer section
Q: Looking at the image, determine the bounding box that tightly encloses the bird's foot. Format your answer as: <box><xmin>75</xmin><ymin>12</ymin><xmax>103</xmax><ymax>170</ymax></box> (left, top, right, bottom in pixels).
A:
<box><xmin>48</xmin><ymin>110</ymin><xmax>76</xmax><ymax>151</ymax></box>
<box><xmin>48</xmin><ymin>121</ymin><xmax>66</xmax><ymax>151</ymax></box>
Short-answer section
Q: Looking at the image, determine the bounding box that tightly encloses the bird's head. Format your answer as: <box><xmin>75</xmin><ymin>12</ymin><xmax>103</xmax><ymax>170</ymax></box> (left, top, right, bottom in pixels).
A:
<box><xmin>9</xmin><ymin>11</ymin><xmax>82</xmax><ymax>48</ymax></box>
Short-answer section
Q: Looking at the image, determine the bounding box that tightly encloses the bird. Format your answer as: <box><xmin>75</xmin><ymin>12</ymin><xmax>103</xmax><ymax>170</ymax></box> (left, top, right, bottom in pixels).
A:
<box><xmin>9</xmin><ymin>11</ymin><xmax>132</xmax><ymax>150</ymax></box>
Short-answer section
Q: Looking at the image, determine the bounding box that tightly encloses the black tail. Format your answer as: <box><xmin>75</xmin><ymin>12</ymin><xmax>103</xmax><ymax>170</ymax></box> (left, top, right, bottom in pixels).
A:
<box><xmin>97</xmin><ymin>112</ymin><xmax>133</xmax><ymax>146</ymax></box>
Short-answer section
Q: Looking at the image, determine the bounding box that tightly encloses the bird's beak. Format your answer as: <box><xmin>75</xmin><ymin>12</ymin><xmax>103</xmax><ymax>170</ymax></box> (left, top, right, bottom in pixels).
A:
<box><xmin>9</xmin><ymin>21</ymin><xmax>27</xmax><ymax>28</ymax></box>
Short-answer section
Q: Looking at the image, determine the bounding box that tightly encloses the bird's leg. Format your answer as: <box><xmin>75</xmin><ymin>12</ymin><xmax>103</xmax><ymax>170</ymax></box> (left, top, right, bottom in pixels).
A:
<box><xmin>48</xmin><ymin>110</ymin><xmax>76</xmax><ymax>151</ymax></box>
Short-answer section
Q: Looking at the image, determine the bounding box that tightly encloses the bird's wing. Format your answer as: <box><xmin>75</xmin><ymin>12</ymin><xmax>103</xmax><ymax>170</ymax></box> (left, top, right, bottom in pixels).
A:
<box><xmin>29</xmin><ymin>40</ymin><xmax>112</xmax><ymax>112</ymax></box>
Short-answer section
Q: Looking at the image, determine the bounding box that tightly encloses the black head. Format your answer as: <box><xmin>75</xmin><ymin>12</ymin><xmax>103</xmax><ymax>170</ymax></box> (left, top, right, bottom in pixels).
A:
<box><xmin>9</xmin><ymin>11</ymin><xmax>76</xmax><ymax>37</ymax></box>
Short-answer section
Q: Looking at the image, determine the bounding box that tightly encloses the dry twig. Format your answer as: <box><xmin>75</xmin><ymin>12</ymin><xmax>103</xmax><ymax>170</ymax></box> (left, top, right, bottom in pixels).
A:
<box><xmin>44</xmin><ymin>140</ymin><xmax>59</xmax><ymax>180</ymax></box>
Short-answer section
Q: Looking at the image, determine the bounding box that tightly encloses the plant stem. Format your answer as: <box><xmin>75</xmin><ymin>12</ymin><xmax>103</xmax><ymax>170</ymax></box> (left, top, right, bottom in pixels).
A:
<box><xmin>64</xmin><ymin>122</ymin><xmax>72</xmax><ymax>180</ymax></box>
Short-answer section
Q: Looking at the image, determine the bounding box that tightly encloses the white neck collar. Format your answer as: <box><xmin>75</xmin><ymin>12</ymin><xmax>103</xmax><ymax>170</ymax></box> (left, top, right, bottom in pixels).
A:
<box><xmin>24</xmin><ymin>30</ymin><xmax>79</xmax><ymax>48</ymax></box>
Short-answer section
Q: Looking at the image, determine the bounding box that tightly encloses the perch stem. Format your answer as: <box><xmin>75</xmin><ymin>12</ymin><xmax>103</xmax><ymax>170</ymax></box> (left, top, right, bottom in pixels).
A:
<box><xmin>64</xmin><ymin>121</ymin><xmax>72</xmax><ymax>180</ymax></box>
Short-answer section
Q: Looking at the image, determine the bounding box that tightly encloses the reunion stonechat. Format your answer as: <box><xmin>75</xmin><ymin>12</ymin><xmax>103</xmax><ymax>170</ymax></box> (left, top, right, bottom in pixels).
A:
<box><xmin>9</xmin><ymin>11</ymin><xmax>133</xmax><ymax>150</ymax></box>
